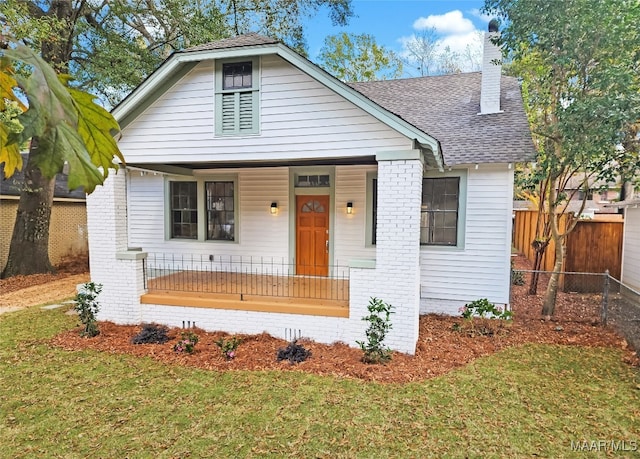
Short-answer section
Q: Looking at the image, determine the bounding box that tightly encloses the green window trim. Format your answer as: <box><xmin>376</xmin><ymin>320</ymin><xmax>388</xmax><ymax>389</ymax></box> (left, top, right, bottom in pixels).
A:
<box><xmin>366</xmin><ymin>169</ymin><xmax>467</xmax><ymax>249</ymax></box>
<box><xmin>421</xmin><ymin>169</ymin><xmax>467</xmax><ymax>249</ymax></box>
<box><xmin>165</xmin><ymin>175</ymin><xmax>239</xmax><ymax>243</ymax></box>
<box><xmin>215</xmin><ymin>57</ymin><xmax>260</xmax><ymax>136</ymax></box>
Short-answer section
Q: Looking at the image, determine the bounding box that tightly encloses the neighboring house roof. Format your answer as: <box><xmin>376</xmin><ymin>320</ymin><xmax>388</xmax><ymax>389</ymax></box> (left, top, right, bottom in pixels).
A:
<box><xmin>349</xmin><ymin>74</ymin><xmax>534</xmax><ymax>165</ymax></box>
<box><xmin>0</xmin><ymin>154</ymin><xmax>86</xmax><ymax>200</ymax></box>
<box><xmin>605</xmin><ymin>199</ymin><xmax>640</xmax><ymax>209</ymax></box>
<box><xmin>113</xmin><ymin>33</ymin><xmax>534</xmax><ymax>168</ymax></box>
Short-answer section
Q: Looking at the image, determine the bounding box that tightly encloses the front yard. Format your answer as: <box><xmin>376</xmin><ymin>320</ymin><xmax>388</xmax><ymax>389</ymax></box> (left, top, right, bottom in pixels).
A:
<box><xmin>1</xmin><ymin>301</ymin><xmax>639</xmax><ymax>457</ymax></box>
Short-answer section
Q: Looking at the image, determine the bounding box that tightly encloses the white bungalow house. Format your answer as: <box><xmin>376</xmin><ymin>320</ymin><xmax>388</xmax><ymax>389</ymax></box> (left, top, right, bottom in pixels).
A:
<box><xmin>87</xmin><ymin>29</ymin><xmax>534</xmax><ymax>354</ymax></box>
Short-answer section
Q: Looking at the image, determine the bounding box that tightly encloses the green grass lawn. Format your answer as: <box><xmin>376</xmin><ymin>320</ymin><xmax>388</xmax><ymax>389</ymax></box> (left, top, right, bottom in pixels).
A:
<box><xmin>1</xmin><ymin>306</ymin><xmax>639</xmax><ymax>458</ymax></box>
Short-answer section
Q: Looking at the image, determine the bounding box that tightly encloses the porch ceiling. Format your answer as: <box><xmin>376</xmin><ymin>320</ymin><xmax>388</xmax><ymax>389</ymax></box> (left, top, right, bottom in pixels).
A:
<box><xmin>129</xmin><ymin>156</ymin><xmax>377</xmax><ymax>174</ymax></box>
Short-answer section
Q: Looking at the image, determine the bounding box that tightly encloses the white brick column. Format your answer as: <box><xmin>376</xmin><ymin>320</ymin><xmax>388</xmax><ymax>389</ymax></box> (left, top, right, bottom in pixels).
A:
<box><xmin>349</xmin><ymin>151</ymin><xmax>424</xmax><ymax>354</ymax></box>
<box><xmin>87</xmin><ymin>168</ymin><xmax>145</xmax><ymax>324</ymax></box>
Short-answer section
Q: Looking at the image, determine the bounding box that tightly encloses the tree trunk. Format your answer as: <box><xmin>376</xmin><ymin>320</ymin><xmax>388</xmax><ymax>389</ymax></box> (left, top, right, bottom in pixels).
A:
<box><xmin>542</xmin><ymin>238</ymin><xmax>564</xmax><ymax>316</ymax></box>
<box><xmin>1</xmin><ymin>0</ymin><xmax>73</xmax><ymax>278</ymax></box>
<box><xmin>1</xmin><ymin>143</ymin><xmax>56</xmax><ymax>277</ymax></box>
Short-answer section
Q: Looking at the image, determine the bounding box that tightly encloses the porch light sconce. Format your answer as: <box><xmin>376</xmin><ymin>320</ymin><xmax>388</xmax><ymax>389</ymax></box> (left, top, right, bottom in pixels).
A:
<box><xmin>270</xmin><ymin>202</ymin><xmax>278</xmax><ymax>214</ymax></box>
<box><xmin>346</xmin><ymin>202</ymin><xmax>353</xmax><ymax>214</ymax></box>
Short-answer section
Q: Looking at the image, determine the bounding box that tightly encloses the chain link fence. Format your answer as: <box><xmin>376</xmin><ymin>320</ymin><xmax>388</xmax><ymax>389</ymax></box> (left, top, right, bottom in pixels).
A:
<box><xmin>511</xmin><ymin>269</ymin><xmax>640</xmax><ymax>352</ymax></box>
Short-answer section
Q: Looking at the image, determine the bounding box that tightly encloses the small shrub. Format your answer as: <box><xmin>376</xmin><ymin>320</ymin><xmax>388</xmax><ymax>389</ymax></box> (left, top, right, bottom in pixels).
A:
<box><xmin>458</xmin><ymin>298</ymin><xmax>513</xmax><ymax>337</ymax></box>
<box><xmin>74</xmin><ymin>282</ymin><xmax>102</xmax><ymax>337</ymax></box>
<box><xmin>214</xmin><ymin>336</ymin><xmax>242</xmax><ymax>360</ymax></box>
<box><xmin>131</xmin><ymin>323</ymin><xmax>169</xmax><ymax>344</ymax></box>
<box><xmin>459</xmin><ymin>298</ymin><xmax>513</xmax><ymax>320</ymax></box>
<box><xmin>173</xmin><ymin>331</ymin><xmax>199</xmax><ymax>354</ymax></box>
<box><xmin>277</xmin><ymin>340</ymin><xmax>311</xmax><ymax>364</ymax></box>
<box><xmin>356</xmin><ymin>297</ymin><xmax>394</xmax><ymax>364</ymax></box>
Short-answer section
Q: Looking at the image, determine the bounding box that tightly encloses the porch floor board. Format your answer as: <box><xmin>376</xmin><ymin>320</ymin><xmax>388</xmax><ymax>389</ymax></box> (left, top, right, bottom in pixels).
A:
<box><xmin>143</xmin><ymin>270</ymin><xmax>349</xmax><ymax>318</ymax></box>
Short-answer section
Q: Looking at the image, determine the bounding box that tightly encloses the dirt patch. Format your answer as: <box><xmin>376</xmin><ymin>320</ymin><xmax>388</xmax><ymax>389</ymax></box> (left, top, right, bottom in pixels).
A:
<box><xmin>0</xmin><ymin>273</ymin><xmax>89</xmax><ymax>310</ymax></box>
<box><xmin>49</xmin><ymin>255</ymin><xmax>638</xmax><ymax>383</ymax></box>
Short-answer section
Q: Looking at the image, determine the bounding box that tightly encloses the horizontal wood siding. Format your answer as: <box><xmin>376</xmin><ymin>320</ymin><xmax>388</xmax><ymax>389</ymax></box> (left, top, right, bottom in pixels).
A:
<box><xmin>334</xmin><ymin>165</ymin><xmax>376</xmax><ymax>265</ymax></box>
<box><xmin>420</xmin><ymin>166</ymin><xmax>513</xmax><ymax>305</ymax></box>
<box><xmin>118</xmin><ymin>55</ymin><xmax>411</xmax><ymax>163</ymax></box>
<box><xmin>127</xmin><ymin>168</ymin><xmax>290</xmax><ymax>260</ymax></box>
<box><xmin>622</xmin><ymin>207</ymin><xmax>640</xmax><ymax>290</ymax></box>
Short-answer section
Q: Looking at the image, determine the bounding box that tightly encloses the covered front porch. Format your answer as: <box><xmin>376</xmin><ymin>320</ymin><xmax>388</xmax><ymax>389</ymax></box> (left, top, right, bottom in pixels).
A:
<box><xmin>141</xmin><ymin>253</ymin><xmax>350</xmax><ymax>317</ymax></box>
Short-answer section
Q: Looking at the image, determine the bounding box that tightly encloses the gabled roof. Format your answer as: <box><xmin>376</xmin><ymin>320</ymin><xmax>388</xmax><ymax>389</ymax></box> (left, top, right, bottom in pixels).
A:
<box><xmin>349</xmin><ymin>74</ymin><xmax>534</xmax><ymax>165</ymax></box>
<box><xmin>184</xmin><ymin>33</ymin><xmax>279</xmax><ymax>52</ymax></box>
<box><xmin>114</xmin><ymin>33</ymin><xmax>534</xmax><ymax>168</ymax></box>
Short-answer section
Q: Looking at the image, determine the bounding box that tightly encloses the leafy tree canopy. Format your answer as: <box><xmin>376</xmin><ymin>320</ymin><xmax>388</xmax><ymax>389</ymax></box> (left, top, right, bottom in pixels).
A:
<box><xmin>483</xmin><ymin>0</ymin><xmax>640</xmax><ymax>314</ymax></box>
<box><xmin>0</xmin><ymin>0</ymin><xmax>354</xmax><ymax>107</ymax></box>
<box><xmin>317</xmin><ymin>32</ymin><xmax>403</xmax><ymax>82</ymax></box>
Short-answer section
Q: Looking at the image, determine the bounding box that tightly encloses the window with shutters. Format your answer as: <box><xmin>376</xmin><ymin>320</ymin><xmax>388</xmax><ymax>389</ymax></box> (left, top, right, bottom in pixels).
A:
<box><xmin>215</xmin><ymin>58</ymin><xmax>259</xmax><ymax>136</ymax></box>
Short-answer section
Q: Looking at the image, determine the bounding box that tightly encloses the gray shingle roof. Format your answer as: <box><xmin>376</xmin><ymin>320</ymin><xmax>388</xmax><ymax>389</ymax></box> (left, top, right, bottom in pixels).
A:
<box><xmin>349</xmin><ymin>73</ymin><xmax>535</xmax><ymax>165</ymax></box>
<box><xmin>0</xmin><ymin>154</ymin><xmax>86</xmax><ymax>200</ymax></box>
<box><xmin>184</xmin><ymin>33</ymin><xmax>279</xmax><ymax>53</ymax></box>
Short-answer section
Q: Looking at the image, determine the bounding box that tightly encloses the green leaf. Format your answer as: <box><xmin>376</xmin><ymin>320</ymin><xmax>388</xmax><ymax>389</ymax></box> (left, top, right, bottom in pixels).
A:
<box><xmin>67</xmin><ymin>86</ymin><xmax>125</xmax><ymax>178</ymax></box>
<box><xmin>0</xmin><ymin>56</ymin><xmax>26</xmax><ymax>177</ymax></box>
<box><xmin>0</xmin><ymin>124</ymin><xmax>22</xmax><ymax>177</ymax></box>
<box><xmin>36</xmin><ymin>123</ymin><xmax>104</xmax><ymax>193</ymax></box>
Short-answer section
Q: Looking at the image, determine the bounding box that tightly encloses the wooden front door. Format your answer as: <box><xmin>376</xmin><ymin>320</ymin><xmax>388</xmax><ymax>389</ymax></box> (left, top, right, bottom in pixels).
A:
<box><xmin>296</xmin><ymin>195</ymin><xmax>329</xmax><ymax>276</ymax></box>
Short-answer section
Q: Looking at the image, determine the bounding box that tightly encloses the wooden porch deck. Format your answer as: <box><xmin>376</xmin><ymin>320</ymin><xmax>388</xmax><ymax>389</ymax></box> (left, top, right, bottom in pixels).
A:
<box><xmin>142</xmin><ymin>270</ymin><xmax>350</xmax><ymax>318</ymax></box>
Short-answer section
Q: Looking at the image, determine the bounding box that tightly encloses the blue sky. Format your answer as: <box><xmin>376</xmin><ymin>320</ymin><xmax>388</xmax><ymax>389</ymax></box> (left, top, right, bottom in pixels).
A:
<box><xmin>305</xmin><ymin>0</ymin><xmax>492</xmax><ymax>74</ymax></box>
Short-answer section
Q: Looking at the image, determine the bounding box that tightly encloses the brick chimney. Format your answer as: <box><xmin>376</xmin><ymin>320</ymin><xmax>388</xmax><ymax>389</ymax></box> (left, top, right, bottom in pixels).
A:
<box><xmin>480</xmin><ymin>19</ymin><xmax>503</xmax><ymax>114</ymax></box>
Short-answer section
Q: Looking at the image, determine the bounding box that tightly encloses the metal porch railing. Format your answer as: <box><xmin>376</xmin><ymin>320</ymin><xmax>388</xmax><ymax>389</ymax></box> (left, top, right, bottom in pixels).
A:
<box><xmin>143</xmin><ymin>253</ymin><xmax>350</xmax><ymax>302</ymax></box>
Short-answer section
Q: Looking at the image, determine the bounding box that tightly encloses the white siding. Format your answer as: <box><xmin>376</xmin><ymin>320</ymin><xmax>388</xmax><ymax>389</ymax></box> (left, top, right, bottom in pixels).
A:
<box><xmin>118</xmin><ymin>55</ymin><xmax>411</xmax><ymax>163</ymax></box>
<box><xmin>420</xmin><ymin>165</ymin><xmax>514</xmax><ymax>314</ymax></box>
<box><xmin>333</xmin><ymin>165</ymin><xmax>376</xmax><ymax>265</ymax></box>
<box><xmin>622</xmin><ymin>207</ymin><xmax>640</xmax><ymax>291</ymax></box>
<box><xmin>127</xmin><ymin>167</ymin><xmax>290</xmax><ymax>260</ymax></box>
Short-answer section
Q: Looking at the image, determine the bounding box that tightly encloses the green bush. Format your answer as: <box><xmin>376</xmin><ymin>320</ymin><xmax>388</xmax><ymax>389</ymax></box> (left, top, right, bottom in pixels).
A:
<box><xmin>173</xmin><ymin>331</ymin><xmax>199</xmax><ymax>354</ymax></box>
<box><xmin>74</xmin><ymin>282</ymin><xmax>102</xmax><ymax>337</ymax></box>
<box><xmin>458</xmin><ymin>298</ymin><xmax>513</xmax><ymax>337</ymax></box>
<box><xmin>356</xmin><ymin>297</ymin><xmax>394</xmax><ymax>364</ymax></box>
<box><xmin>214</xmin><ymin>336</ymin><xmax>242</xmax><ymax>360</ymax></box>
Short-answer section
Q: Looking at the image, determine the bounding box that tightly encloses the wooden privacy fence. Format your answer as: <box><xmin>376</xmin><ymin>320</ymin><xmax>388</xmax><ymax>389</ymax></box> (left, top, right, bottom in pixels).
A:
<box><xmin>513</xmin><ymin>210</ymin><xmax>623</xmax><ymax>291</ymax></box>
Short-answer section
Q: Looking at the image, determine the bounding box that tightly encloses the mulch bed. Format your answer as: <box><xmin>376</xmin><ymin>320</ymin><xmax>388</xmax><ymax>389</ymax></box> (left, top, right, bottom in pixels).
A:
<box><xmin>49</xmin><ymin>254</ymin><xmax>638</xmax><ymax>384</ymax></box>
<box><xmin>0</xmin><ymin>254</ymin><xmax>89</xmax><ymax>295</ymax></box>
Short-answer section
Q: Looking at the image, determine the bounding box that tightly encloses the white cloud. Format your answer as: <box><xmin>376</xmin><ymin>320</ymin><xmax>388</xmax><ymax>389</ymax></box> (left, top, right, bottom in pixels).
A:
<box><xmin>469</xmin><ymin>8</ymin><xmax>493</xmax><ymax>24</ymax></box>
<box><xmin>401</xmin><ymin>10</ymin><xmax>485</xmax><ymax>75</ymax></box>
<box><xmin>413</xmin><ymin>10</ymin><xmax>475</xmax><ymax>35</ymax></box>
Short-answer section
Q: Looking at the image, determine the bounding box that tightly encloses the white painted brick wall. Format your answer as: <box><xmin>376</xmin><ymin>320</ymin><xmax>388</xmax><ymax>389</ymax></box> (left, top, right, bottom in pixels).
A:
<box><xmin>349</xmin><ymin>157</ymin><xmax>423</xmax><ymax>354</ymax></box>
<box><xmin>480</xmin><ymin>31</ymin><xmax>502</xmax><ymax>114</ymax></box>
<box><xmin>87</xmin><ymin>169</ymin><xmax>144</xmax><ymax>324</ymax></box>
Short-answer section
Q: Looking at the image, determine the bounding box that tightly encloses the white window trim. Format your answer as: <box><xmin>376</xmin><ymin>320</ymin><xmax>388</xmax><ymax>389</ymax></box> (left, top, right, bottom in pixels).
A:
<box><xmin>165</xmin><ymin>174</ymin><xmax>239</xmax><ymax>243</ymax></box>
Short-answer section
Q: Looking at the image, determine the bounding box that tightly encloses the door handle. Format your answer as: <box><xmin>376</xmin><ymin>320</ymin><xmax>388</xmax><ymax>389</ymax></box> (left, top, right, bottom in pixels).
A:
<box><xmin>326</xmin><ymin>239</ymin><xmax>329</xmax><ymax>253</ymax></box>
